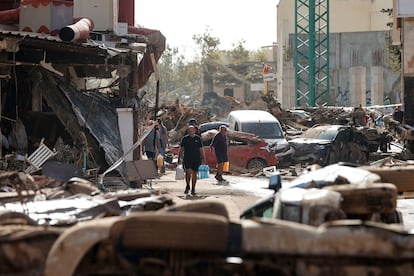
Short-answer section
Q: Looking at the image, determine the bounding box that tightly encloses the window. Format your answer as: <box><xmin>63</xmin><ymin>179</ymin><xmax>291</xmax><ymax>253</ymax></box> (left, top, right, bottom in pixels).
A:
<box><xmin>242</xmin><ymin>122</ymin><xmax>284</xmax><ymax>139</ymax></box>
<box><xmin>224</xmin><ymin>88</ymin><xmax>234</xmax><ymax>97</ymax></box>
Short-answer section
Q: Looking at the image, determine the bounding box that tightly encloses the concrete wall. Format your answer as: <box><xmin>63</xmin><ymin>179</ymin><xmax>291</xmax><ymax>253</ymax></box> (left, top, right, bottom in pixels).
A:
<box><xmin>283</xmin><ymin>31</ymin><xmax>400</xmax><ymax>108</ymax></box>
<box><xmin>349</xmin><ymin>66</ymin><xmax>366</xmax><ymax>107</ymax></box>
<box><xmin>371</xmin><ymin>66</ymin><xmax>385</xmax><ymax>105</ymax></box>
<box><xmin>332</xmin><ymin>31</ymin><xmax>400</xmax><ymax>107</ymax></box>
<box><xmin>276</xmin><ymin>0</ymin><xmax>399</xmax><ymax>108</ymax></box>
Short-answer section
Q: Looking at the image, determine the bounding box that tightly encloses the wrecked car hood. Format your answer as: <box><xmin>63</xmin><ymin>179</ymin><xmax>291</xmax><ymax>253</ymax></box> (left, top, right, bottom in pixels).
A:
<box><xmin>285</xmin><ymin>163</ymin><xmax>382</xmax><ymax>189</ymax></box>
<box><xmin>289</xmin><ymin>138</ymin><xmax>332</xmax><ymax>145</ymax></box>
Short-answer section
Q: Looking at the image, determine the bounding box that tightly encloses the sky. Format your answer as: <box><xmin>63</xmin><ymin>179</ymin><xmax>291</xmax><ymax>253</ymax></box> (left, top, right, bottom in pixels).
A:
<box><xmin>135</xmin><ymin>0</ymin><xmax>278</xmax><ymax>59</ymax></box>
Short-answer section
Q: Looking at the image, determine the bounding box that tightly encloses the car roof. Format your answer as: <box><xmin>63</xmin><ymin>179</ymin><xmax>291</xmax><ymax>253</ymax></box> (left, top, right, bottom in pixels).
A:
<box><xmin>309</xmin><ymin>124</ymin><xmax>349</xmax><ymax>130</ymax></box>
<box><xmin>228</xmin><ymin>110</ymin><xmax>278</xmax><ymax>123</ymax></box>
<box><xmin>199</xmin><ymin>121</ymin><xmax>228</xmax><ymax>127</ymax></box>
<box><xmin>199</xmin><ymin>121</ymin><xmax>229</xmax><ymax>132</ymax></box>
<box><xmin>201</xmin><ymin>129</ymin><xmax>268</xmax><ymax>145</ymax></box>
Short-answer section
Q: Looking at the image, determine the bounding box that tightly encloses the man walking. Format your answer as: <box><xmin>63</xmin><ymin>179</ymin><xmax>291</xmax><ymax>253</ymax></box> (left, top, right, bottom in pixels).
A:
<box><xmin>157</xmin><ymin>118</ymin><xmax>168</xmax><ymax>173</ymax></box>
<box><xmin>210</xmin><ymin>125</ymin><xmax>229</xmax><ymax>182</ymax></box>
<box><xmin>178</xmin><ymin>125</ymin><xmax>205</xmax><ymax>195</ymax></box>
<box><xmin>142</xmin><ymin>120</ymin><xmax>160</xmax><ymax>170</ymax></box>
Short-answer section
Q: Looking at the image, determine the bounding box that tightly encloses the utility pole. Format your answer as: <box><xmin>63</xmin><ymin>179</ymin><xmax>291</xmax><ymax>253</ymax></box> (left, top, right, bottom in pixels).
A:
<box><xmin>294</xmin><ymin>0</ymin><xmax>330</xmax><ymax>107</ymax></box>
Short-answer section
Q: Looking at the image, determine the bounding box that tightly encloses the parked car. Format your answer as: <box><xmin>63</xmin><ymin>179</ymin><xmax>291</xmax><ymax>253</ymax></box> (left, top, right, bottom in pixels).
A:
<box><xmin>226</xmin><ymin>110</ymin><xmax>294</xmax><ymax>166</ymax></box>
<box><xmin>170</xmin><ymin>129</ymin><xmax>277</xmax><ymax>170</ymax></box>
<box><xmin>289</xmin><ymin>124</ymin><xmax>369</xmax><ymax>166</ymax></box>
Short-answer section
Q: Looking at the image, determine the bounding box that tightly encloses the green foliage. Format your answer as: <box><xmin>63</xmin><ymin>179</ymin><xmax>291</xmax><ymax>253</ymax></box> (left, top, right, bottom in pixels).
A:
<box><xmin>224</xmin><ymin>40</ymin><xmax>250</xmax><ymax>64</ymax></box>
<box><xmin>192</xmin><ymin>26</ymin><xmax>221</xmax><ymax>61</ymax></box>
<box><xmin>144</xmin><ymin>27</ymin><xmax>273</xmax><ymax>104</ymax></box>
<box><xmin>144</xmin><ymin>45</ymin><xmax>201</xmax><ymax>103</ymax></box>
<box><xmin>380</xmin><ymin>8</ymin><xmax>393</xmax><ymax>28</ymax></box>
<box><xmin>385</xmin><ymin>35</ymin><xmax>401</xmax><ymax>72</ymax></box>
<box><xmin>380</xmin><ymin>8</ymin><xmax>401</xmax><ymax>72</ymax></box>
<box><xmin>251</xmin><ymin>48</ymin><xmax>274</xmax><ymax>62</ymax></box>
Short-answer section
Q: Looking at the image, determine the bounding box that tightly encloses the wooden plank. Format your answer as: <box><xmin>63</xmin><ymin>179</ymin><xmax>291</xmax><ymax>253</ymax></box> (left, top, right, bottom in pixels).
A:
<box><xmin>360</xmin><ymin>165</ymin><xmax>414</xmax><ymax>192</ymax></box>
<box><xmin>324</xmin><ymin>183</ymin><xmax>397</xmax><ymax>215</ymax></box>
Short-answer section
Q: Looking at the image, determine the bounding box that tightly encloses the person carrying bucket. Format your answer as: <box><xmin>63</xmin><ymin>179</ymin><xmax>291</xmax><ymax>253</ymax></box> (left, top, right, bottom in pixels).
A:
<box><xmin>210</xmin><ymin>125</ymin><xmax>229</xmax><ymax>182</ymax></box>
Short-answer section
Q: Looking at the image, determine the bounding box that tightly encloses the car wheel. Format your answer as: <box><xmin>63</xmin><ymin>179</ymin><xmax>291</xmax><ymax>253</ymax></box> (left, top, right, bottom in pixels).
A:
<box><xmin>326</xmin><ymin>150</ymin><xmax>337</xmax><ymax>165</ymax></box>
<box><xmin>246</xmin><ymin>158</ymin><xmax>267</xmax><ymax>170</ymax></box>
<box><xmin>358</xmin><ymin>148</ymin><xmax>369</xmax><ymax>164</ymax></box>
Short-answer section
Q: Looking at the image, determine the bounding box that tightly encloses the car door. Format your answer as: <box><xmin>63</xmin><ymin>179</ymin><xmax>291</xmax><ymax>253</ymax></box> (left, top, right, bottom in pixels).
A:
<box><xmin>227</xmin><ymin>138</ymin><xmax>256</xmax><ymax>169</ymax></box>
<box><xmin>207</xmin><ymin>137</ymin><xmax>250</xmax><ymax>169</ymax></box>
<box><xmin>202</xmin><ymin>140</ymin><xmax>216</xmax><ymax>167</ymax></box>
<box><xmin>333</xmin><ymin>128</ymin><xmax>351</xmax><ymax>162</ymax></box>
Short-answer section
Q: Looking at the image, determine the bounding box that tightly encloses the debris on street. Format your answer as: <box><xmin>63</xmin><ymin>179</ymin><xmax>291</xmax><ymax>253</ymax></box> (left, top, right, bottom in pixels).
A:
<box><xmin>0</xmin><ymin>1</ymin><xmax>414</xmax><ymax>275</ymax></box>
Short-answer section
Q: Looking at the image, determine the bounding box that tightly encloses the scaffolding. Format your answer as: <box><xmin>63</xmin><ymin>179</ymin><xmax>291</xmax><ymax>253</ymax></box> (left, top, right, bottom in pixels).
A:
<box><xmin>295</xmin><ymin>0</ymin><xmax>330</xmax><ymax>107</ymax></box>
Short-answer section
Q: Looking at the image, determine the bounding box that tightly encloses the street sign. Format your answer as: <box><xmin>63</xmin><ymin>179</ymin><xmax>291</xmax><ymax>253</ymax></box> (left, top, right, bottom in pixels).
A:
<box><xmin>263</xmin><ymin>73</ymin><xmax>275</xmax><ymax>81</ymax></box>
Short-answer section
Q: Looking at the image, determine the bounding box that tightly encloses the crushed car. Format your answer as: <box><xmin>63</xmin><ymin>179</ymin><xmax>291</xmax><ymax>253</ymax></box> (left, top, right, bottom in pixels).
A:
<box><xmin>227</xmin><ymin>110</ymin><xmax>294</xmax><ymax>167</ymax></box>
<box><xmin>288</xmin><ymin>124</ymin><xmax>369</xmax><ymax>166</ymax></box>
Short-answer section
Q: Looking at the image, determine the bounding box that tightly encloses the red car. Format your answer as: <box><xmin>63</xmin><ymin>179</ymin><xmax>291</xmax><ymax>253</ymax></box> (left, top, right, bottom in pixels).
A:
<box><xmin>170</xmin><ymin>130</ymin><xmax>278</xmax><ymax>170</ymax></box>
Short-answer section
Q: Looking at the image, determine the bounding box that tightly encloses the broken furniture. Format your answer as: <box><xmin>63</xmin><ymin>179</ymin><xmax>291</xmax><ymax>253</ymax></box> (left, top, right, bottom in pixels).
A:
<box><xmin>125</xmin><ymin>160</ymin><xmax>158</xmax><ymax>189</ymax></box>
<box><xmin>25</xmin><ymin>139</ymin><xmax>57</xmax><ymax>174</ymax></box>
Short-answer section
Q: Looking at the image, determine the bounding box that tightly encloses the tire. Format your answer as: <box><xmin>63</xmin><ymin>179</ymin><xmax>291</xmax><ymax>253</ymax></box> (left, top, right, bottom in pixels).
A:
<box><xmin>246</xmin><ymin>158</ymin><xmax>267</xmax><ymax>170</ymax></box>
<box><xmin>326</xmin><ymin>150</ymin><xmax>337</xmax><ymax>165</ymax></box>
<box><xmin>381</xmin><ymin>210</ymin><xmax>402</xmax><ymax>224</ymax></box>
<box><xmin>368</xmin><ymin>144</ymin><xmax>379</xmax><ymax>152</ymax></box>
<box><xmin>359</xmin><ymin>149</ymin><xmax>369</xmax><ymax>164</ymax></box>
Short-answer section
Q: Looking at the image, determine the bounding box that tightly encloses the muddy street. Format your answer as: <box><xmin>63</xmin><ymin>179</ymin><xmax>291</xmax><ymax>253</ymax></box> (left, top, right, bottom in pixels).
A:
<box><xmin>145</xmin><ymin>168</ymin><xmax>275</xmax><ymax>221</ymax></box>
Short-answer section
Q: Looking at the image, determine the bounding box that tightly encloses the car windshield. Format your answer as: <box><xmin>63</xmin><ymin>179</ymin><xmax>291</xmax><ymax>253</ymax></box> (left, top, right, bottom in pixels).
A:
<box><xmin>242</xmin><ymin>122</ymin><xmax>284</xmax><ymax>139</ymax></box>
<box><xmin>302</xmin><ymin>127</ymin><xmax>338</xmax><ymax>140</ymax></box>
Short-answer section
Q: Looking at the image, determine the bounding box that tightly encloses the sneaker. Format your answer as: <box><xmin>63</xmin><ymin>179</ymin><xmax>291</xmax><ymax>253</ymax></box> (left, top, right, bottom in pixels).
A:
<box><xmin>215</xmin><ymin>174</ymin><xmax>221</xmax><ymax>181</ymax></box>
<box><xmin>184</xmin><ymin>186</ymin><xmax>190</xmax><ymax>194</ymax></box>
<box><xmin>191</xmin><ymin>190</ymin><xmax>196</xmax><ymax>195</ymax></box>
<box><xmin>220</xmin><ymin>179</ymin><xmax>229</xmax><ymax>185</ymax></box>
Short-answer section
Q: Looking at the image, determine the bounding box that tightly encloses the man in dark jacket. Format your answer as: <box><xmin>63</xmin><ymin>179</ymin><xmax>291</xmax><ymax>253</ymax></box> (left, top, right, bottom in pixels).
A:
<box><xmin>210</xmin><ymin>125</ymin><xmax>229</xmax><ymax>182</ymax></box>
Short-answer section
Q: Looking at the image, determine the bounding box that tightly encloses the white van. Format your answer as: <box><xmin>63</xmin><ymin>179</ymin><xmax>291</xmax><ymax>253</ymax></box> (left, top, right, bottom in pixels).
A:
<box><xmin>226</xmin><ymin>110</ymin><xmax>294</xmax><ymax>165</ymax></box>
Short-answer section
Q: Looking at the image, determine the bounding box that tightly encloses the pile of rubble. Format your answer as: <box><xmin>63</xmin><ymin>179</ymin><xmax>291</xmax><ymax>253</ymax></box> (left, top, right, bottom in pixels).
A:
<box><xmin>0</xmin><ymin>92</ymin><xmax>412</xmax><ymax>273</ymax></box>
<box><xmin>152</xmin><ymin>93</ymin><xmax>410</xmax><ymax>170</ymax></box>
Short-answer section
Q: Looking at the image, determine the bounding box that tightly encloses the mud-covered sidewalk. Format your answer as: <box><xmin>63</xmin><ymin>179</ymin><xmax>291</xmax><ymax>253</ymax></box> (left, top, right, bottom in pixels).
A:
<box><xmin>148</xmin><ymin>168</ymin><xmax>273</xmax><ymax>221</ymax></box>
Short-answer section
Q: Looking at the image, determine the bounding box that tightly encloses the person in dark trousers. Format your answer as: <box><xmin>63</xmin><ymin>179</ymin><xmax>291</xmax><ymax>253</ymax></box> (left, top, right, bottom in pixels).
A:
<box><xmin>178</xmin><ymin>125</ymin><xmax>205</xmax><ymax>195</ymax></box>
<box><xmin>157</xmin><ymin>118</ymin><xmax>168</xmax><ymax>173</ymax></box>
<box><xmin>210</xmin><ymin>125</ymin><xmax>229</xmax><ymax>182</ymax></box>
<box><xmin>393</xmin><ymin>105</ymin><xmax>404</xmax><ymax>124</ymax></box>
<box><xmin>142</xmin><ymin>120</ymin><xmax>160</xmax><ymax>170</ymax></box>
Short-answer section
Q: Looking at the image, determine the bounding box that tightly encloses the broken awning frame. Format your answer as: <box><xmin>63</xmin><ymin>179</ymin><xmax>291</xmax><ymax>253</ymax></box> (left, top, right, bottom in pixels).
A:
<box><xmin>0</xmin><ymin>25</ymin><xmax>166</xmax><ymax>88</ymax></box>
<box><xmin>98</xmin><ymin>124</ymin><xmax>156</xmax><ymax>188</ymax></box>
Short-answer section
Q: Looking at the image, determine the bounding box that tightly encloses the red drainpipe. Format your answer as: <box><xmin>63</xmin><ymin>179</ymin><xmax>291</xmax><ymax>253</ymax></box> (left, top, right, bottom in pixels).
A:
<box><xmin>118</xmin><ymin>0</ymin><xmax>134</xmax><ymax>26</ymax></box>
<box><xmin>0</xmin><ymin>8</ymin><xmax>19</xmax><ymax>24</ymax></box>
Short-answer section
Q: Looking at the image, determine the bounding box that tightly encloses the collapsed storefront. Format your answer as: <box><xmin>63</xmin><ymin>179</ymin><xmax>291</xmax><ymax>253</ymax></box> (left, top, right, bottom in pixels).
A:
<box><xmin>0</xmin><ymin>23</ymin><xmax>165</xmax><ymax>178</ymax></box>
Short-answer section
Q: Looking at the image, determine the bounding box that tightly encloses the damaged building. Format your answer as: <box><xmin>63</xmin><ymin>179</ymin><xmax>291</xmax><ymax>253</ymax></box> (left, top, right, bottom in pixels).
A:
<box><xmin>0</xmin><ymin>0</ymin><xmax>165</xmax><ymax>178</ymax></box>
